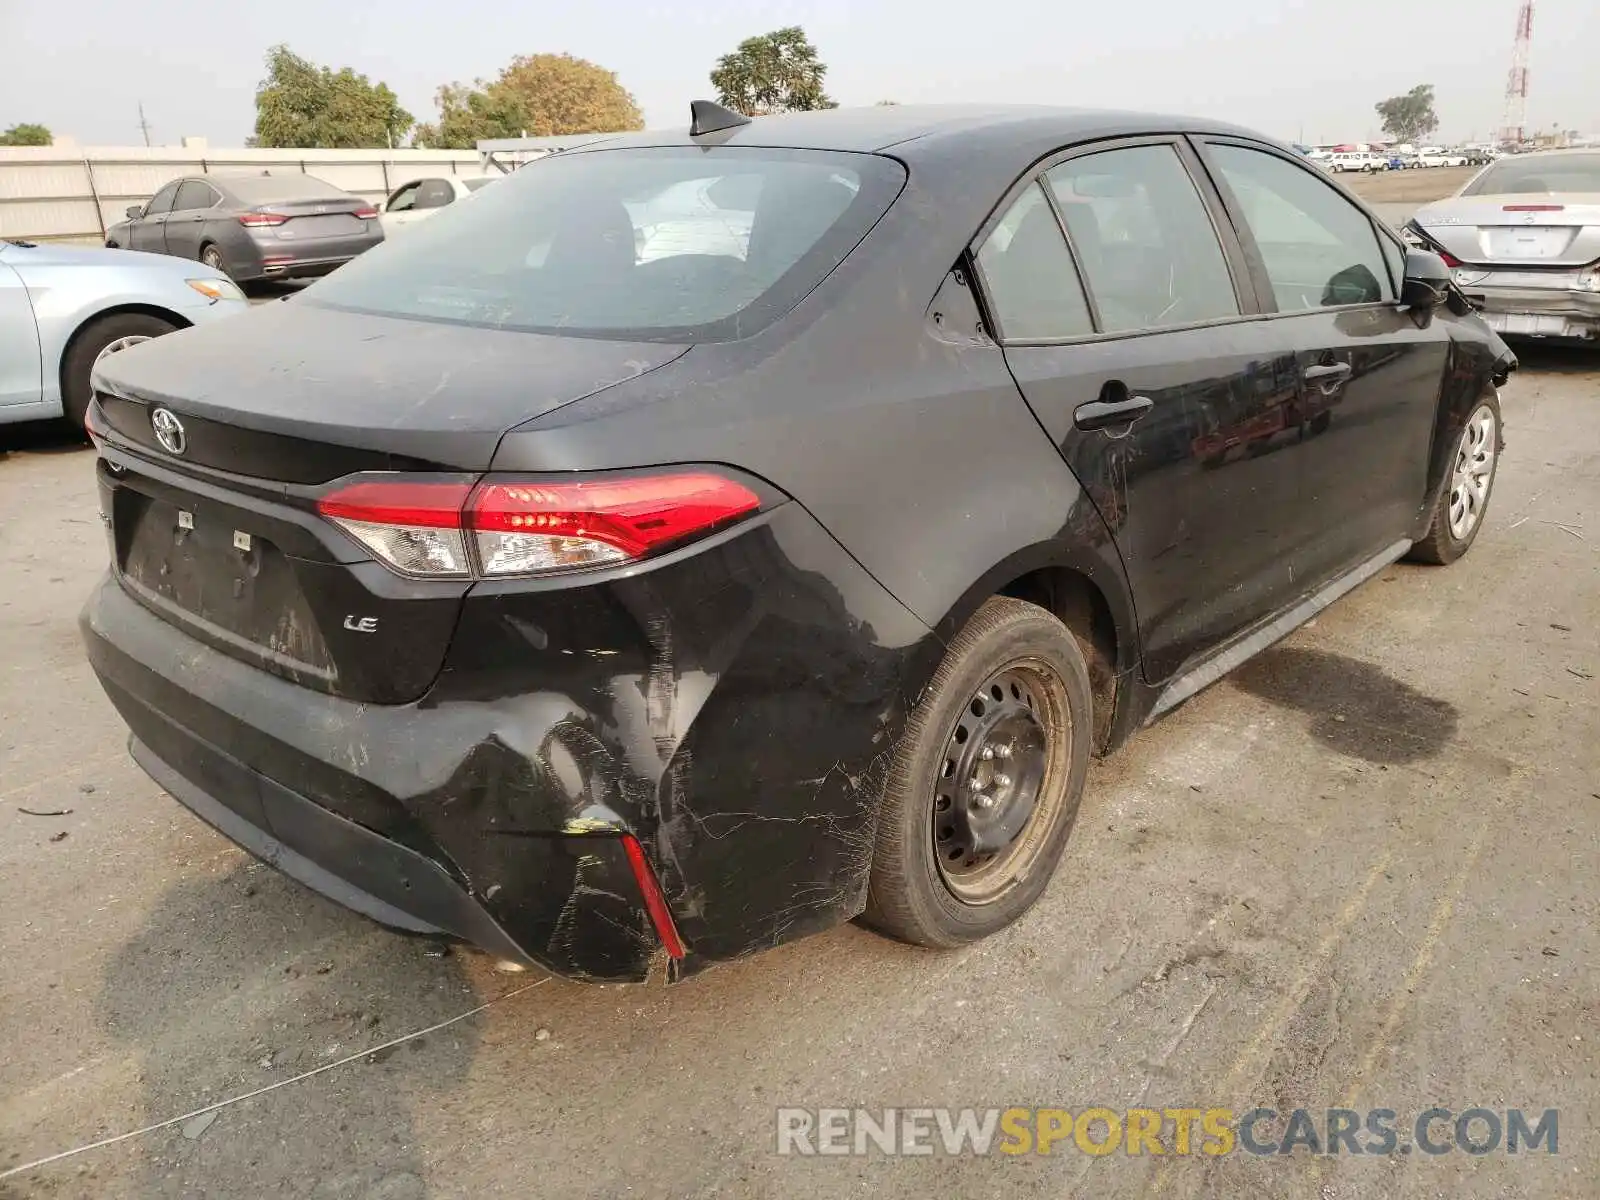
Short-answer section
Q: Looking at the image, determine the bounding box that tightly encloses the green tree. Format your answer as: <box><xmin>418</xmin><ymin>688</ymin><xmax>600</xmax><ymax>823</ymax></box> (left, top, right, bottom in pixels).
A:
<box><xmin>710</xmin><ymin>27</ymin><xmax>836</xmax><ymax>116</ymax></box>
<box><xmin>415</xmin><ymin>54</ymin><xmax>642</xmax><ymax>149</ymax></box>
<box><xmin>253</xmin><ymin>45</ymin><xmax>412</xmax><ymax>148</ymax></box>
<box><xmin>0</xmin><ymin>123</ymin><xmax>52</xmax><ymax>146</ymax></box>
<box><xmin>1374</xmin><ymin>85</ymin><xmax>1439</xmax><ymax>145</ymax></box>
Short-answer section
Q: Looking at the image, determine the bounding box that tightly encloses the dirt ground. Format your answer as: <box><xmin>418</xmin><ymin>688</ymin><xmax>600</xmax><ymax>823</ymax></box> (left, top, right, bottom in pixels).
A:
<box><xmin>1342</xmin><ymin>165</ymin><xmax>1480</xmax><ymax>204</ymax></box>
<box><xmin>1</xmin><ymin>339</ymin><xmax>1596</xmax><ymax>1196</ymax></box>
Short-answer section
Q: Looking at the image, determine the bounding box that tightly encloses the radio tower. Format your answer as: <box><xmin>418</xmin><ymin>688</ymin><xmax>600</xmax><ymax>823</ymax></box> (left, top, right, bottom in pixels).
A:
<box><xmin>1500</xmin><ymin>0</ymin><xmax>1535</xmax><ymax>146</ymax></box>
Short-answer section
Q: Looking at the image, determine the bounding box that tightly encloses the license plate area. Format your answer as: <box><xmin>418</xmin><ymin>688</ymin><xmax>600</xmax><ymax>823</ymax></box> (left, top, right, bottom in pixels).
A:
<box><xmin>1485</xmin><ymin>227</ymin><xmax>1575</xmax><ymax>259</ymax></box>
<box><xmin>116</xmin><ymin>490</ymin><xmax>334</xmax><ymax>675</ymax></box>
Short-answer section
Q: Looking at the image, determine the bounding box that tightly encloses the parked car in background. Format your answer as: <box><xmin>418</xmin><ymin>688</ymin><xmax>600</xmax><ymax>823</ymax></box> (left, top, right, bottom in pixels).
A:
<box><xmin>1418</xmin><ymin>149</ymin><xmax>1469</xmax><ymax>168</ymax></box>
<box><xmin>0</xmin><ymin>238</ymin><xmax>244</xmax><ymax>430</ymax></box>
<box><xmin>81</xmin><ymin>104</ymin><xmax>1517</xmax><ymax>982</ymax></box>
<box><xmin>379</xmin><ymin>175</ymin><xmax>496</xmax><ymax>236</ymax></box>
<box><xmin>1406</xmin><ymin>148</ymin><xmax>1600</xmax><ymax>343</ymax></box>
<box><xmin>1329</xmin><ymin>151</ymin><xmax>1390</xmax><ymax>173</ymax></box>
<box><xmin>1389</xmin><ymin>151</ymin><xmax>1421</xmax><ymax>170</ymax></box>
<box><xmin>105</xmin><ymin>174</ymin><xmax>383</xmax><ymax>283</ymax></box>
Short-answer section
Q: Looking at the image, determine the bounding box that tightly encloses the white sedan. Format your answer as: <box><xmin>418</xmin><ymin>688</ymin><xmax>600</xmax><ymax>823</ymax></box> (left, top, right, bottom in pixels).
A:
<box><xmin>1418</xmin><ymin>150</ymin><xmax>1469</xmax><ymax>168</ymax></box>
<box><xmin>379</xmin><ymin>176</ymin><xmax>497</xmax><ymax>235</ymax></box>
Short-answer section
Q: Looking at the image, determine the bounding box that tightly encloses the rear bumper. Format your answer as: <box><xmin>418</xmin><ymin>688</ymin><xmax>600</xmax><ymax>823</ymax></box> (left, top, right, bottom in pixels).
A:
<box><xmin>80</xmin><ymin>503</ymin><xmax>936</xmax><ymax>981</ymax></box>
<box><xmin>1463</xmin><ymin>283</ymin><xmax>1600</xmax><ymax>340</ymax></box>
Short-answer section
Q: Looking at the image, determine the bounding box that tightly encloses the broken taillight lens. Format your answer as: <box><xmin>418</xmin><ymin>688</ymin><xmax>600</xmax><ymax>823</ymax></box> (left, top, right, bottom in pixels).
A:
<box><xmin>315</xmin><ymin>472</ymin><xmax>761</xmax><ymax>580</ymax></box>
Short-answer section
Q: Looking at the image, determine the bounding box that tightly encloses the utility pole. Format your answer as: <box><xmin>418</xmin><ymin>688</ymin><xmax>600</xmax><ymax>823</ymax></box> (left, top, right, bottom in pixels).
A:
<box><xmin>137</xmin><ymin>101</ymin><xmax>152</xmax><ymax>147</ymax></box>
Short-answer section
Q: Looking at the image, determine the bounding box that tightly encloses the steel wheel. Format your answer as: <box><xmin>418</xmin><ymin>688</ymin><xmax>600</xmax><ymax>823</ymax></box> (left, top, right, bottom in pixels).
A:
<box><xmin>1447</xmin><ymin>403</ymin><xmax>1497</xmax><ymax>541</ymax></box>
<box><xmin>92</xmin><ymin>334</ymin><xmax>153</xmax><ymax>367</ymax></box>
<box><xmin>933</xmin><ymin>659</ymin><xmax>1072</xmax><ymax>904</ymax></box>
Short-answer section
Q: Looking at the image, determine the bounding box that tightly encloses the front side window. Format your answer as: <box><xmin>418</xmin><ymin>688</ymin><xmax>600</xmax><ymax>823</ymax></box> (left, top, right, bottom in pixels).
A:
<box><xmin>974</xmin><ymin>182</ymin><xmax>1093</xmax><ymax>340</ymax></box>
<box><xmin>386</xmin><ymin>183</ymin><xmax>420</xmax><ymax>212</ymax></box>
<box><xmin>307</xmin><ymin>147</ymin><xmax>904</xmax><ymax>341</ymax></box>
<box><xmin>144</xmin><ymin>183</ymin><xmax>180</xmax><ymax>216</ymax></box>
<box><xmin>1207</xmin><ymin>144</ymin><xmax>1392</xmax><ymax>310</ymax></box>
<box><xmin>1044</xmin><ymin>145</ymin><xmax>1239</xmax><ymax>332</ymax></box>
<box><xmin>416</xmin><ymin>179</ymin><xmax>456</xmax><ymax>209</ymax></box>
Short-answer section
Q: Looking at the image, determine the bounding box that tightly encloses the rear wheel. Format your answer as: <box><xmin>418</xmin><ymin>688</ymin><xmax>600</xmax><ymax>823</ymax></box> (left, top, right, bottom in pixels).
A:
<box><xmin>861</xmin><ymin>596</ymin><xmax>1092</xmax><ymax>948</ymax></box>
<box><xmin>61</xmin><ymin>312</ymin><xmax>178</xmax><ymax>432</ymax></box>
<box><xmin>200</xmin><ymin>244</ymin><xmax>230</xmax><ymax>278</ymax></box>
<box><xmin>1406</xmin><ymin>392</ymin><xmax>1502</xmax><ymax>565</ymax></box>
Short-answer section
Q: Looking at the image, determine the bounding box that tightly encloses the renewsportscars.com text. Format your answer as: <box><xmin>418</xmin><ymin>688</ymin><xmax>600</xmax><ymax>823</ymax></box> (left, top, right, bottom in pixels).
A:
<box><xmin>775</xmin><ymin>1106</ymin><xmax>1558</xmax><ymax>1158</ymax></box>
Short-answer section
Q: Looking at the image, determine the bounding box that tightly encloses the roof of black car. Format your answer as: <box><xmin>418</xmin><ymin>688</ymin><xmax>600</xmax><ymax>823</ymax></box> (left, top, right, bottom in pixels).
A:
<box><xmin>579</xmin><ymin>104</ymin><xmax>1267</xmax><ymax>156</ymax></box>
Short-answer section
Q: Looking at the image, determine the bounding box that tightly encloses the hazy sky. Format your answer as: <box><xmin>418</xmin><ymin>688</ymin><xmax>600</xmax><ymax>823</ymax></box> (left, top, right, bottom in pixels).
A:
<box><xmin>3</xmin><ymin>0</ymin><xmax>1595</xmax><ymax>148</ymax></box>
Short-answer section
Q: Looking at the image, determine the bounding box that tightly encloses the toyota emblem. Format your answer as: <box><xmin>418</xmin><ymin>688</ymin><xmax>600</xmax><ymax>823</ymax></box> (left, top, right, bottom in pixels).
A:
<box><xmin>151</xmin><ymin>407</ymin><xmax>187</xmax><ymax>456</ymax></box>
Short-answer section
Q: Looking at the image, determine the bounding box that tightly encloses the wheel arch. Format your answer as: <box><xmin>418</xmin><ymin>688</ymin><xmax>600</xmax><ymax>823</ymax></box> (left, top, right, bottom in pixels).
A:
<box><xmin>56</xmin><ymin>303</ymin><xmax>191</xmax><ymax>396</ymax></box>
<box><xmin>928</xmin><ymin>541</ymin><xmax>1140</xmax><ymax>756</ymax></box>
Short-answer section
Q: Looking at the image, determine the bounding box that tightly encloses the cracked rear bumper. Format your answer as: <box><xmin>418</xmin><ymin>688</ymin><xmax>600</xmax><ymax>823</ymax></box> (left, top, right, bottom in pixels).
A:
<box><xmin>1463</xmin><ymin>283</ymin><xmax>1600</xmax><ymax>340</ymax></box>
<box><xmin>81</xmin><ymin>504</ymin><xmax>938</xmax><ymax>982</ymax></box>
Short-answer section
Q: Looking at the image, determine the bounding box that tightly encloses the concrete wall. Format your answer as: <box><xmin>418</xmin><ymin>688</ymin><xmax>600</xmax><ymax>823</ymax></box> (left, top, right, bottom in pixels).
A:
<box><xmin>0</xmin><ymin>146</ymin><xmax>483</xmax><ymax>243</ymax></box>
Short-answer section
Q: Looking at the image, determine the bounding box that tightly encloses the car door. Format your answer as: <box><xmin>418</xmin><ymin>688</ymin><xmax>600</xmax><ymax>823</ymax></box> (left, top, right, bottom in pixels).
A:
<box><xmin>129</xmin><ymin>182</ymin><xmax>180</xmax><ymax>253</ymax></box>
<box><xmin>1194</xmin><ymin>138</ymin><xmax>1451</xmax><ymax>585</ymax></box>
<box><xmin>164</xmin><ymin>179</ymin><xmax>220</xmax><ymax>259</ymax></box>
<box><xmin>0</xmin><ymin>256</ymin><xmax>42</xmax><ymax>408</ymax></box>
<box><xmin>976</xmin><ymin>138</ymin><xmax>1310</xmax><ymax>685</ymax></box>
<box><xmin>380</xmin><ymin>181</ymin><xmax>422</xmax><ymax>234</ymax></box>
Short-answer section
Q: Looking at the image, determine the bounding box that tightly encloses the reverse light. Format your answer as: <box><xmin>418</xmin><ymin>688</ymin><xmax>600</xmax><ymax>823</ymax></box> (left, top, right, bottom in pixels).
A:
<box><xmin>315</xmin><ymin>472</ymin><xmax>761</xmax><ymax>580</ymax></box>
<box><xmin>238</xmin><ymin>211</ymin><xmax>288</xmax><ymax>227</ymax></box>
<box><xmin>186</xmin><ymin>277</ymin><xmax>246</xmax><ymax>303</ymax></box>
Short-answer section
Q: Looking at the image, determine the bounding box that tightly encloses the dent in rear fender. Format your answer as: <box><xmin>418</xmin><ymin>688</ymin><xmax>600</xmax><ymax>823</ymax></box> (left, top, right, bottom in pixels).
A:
<box><xmin>415</xmin><ymin>503</ymin><xmax>937</xmax><ymax>977</ymax></box>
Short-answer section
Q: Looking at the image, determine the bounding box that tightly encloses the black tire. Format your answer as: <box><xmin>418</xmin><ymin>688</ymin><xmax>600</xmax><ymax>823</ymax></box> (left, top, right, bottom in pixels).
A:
<box><xmin>200</xmin><ymin>243</ymin><xmax>230</xmax><ymax>278</ymax></box>
<box><xmin>1406</xmin><ymin>391</ymin><xmax>1503</xmax><ymax>565</ymax></box>
<box><xmin>861</xmin><ymin>596</ymin><xmax>1092</xmax><ymax>948</ymax></box>
<box><xmin>61</xmin><ymin>312</ymin><xmax>178</xmax><ymax>432</ymax></box>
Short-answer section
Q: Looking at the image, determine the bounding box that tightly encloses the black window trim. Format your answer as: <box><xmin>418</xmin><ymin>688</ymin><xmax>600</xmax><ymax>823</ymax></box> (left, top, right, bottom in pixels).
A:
<box><xmin>143</xmin><ymin>181</ymin><xmax>181</xmax><ymax>216</ymax></box>
<box><xmin>968</xmin><ymin>134</ymin><xmax>1265</xmax><ymax>348</ymax></box>
<box><xmin>1188</xmin><ymin>135</ymin><xmax>1411</xmax><ymax>315</ymax></box>
<box><xmin>173</xmin><ymin>178</ymin><xmax>222</xmax><ymax>212</ymax></box>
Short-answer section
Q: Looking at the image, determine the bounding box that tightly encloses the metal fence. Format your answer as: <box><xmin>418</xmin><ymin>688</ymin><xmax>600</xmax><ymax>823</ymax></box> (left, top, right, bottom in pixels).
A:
<box><xmin>0</xmin><ymin>146</ymin><xmax>483</xmax><ymax>243</ymax></box>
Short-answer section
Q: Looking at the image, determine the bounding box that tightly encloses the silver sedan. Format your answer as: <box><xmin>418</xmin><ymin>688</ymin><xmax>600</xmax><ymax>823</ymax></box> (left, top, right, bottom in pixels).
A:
<box><xmin>1405</xmin><ymin>149</ymin><xmax>1600</xmax><ymax>344</ymax></box>
<box><xmin>0</xmin><ymin>239</ymin><xmax>247</xmax><ymax>430</ymax></box>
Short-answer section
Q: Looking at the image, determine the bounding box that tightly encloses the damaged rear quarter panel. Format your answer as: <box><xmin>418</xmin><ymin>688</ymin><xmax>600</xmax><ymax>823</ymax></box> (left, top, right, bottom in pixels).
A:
<box><xmin>416</xmin><ymin>503</ymin><xmax>939</xmax><ymax>978</ymax></box>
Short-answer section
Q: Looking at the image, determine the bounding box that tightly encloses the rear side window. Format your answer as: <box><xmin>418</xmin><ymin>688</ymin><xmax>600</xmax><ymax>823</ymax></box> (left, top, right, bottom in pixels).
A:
<box><xmin>306</xmin><ymin>147</ymin><xmax>904</xmax><ymax>342</ymax></box>
<box><xmin>975</xmin><ymin>182</ymin><xmax>1093</xmax><ymax>339</ymax></box>
<box><xmin>1206</xmin><ymin>144</ymin><xmax>1392</xmax><ymax>309</ymax></box>
<box><xmin>1044</xmin><ymin>146</ymin><xmax>1239</xmax><ymax>332</ymax></box>
<box><xmin>173</xmin><ymin>181</ymin><xmax>217</xmax><ymax>211</ymax></box>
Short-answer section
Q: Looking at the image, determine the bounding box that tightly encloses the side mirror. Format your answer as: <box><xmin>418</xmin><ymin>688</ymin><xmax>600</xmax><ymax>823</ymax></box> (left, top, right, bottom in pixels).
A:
<box><xmin>125</xmin><ymin>204</ymin><xmax>144</xmax><ymax>219</ymax></box>
<box><xmin>1400</xmin><ymin>249</ymin><xmax>1451</xmax><ymax>308</ymax></box>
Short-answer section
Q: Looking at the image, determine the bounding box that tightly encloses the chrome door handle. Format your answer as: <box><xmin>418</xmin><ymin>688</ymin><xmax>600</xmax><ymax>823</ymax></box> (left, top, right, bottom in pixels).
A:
<box><xmin>1074</xmin><ymin>395</ymin><xmax>1154</xmax><ymax>431</ymax></box>
<box><xmin>1303</xmin><ymin>362</ymin><xmax>1353</xmax><ymax>383</ymax></box>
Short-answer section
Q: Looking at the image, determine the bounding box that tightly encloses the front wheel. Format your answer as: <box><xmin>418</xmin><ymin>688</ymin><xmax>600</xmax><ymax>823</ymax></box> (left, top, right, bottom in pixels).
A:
<box><xmin>1406</xmin><ymin>392</ymin><xmax>1502</xmax><ymax>565</ymax></box>
<box><xmin>860</xmin><ymin>596</ymin><xmax>1092</xmax><ymax>948</ymax></box>
<box><xmin>61</xmin><ymin>312</ymin><xmax>178</xmax><ymax>432</ymax></box>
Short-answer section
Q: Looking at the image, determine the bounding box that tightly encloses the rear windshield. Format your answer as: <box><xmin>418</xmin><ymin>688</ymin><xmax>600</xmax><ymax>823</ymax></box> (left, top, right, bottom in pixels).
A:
<box><xmin>303</xmin><ymin>146</ymin><xmax>906</xmax><ymax>341</ymax></box>
<box><xmin>1462</xmin><ymin>153</ymin><xmax>1600</xmax><ymax>196</ymax></box>
<box><xmin>222</xmin><ymin>175</ymin><xmax>349</xmax><ymax>202</ymax></box>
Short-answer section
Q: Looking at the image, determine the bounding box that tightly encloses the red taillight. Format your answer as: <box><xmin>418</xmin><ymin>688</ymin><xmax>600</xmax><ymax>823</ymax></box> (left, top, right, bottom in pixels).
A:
<box><xmin>1437</xmin><ymin>249</ymin><xmax>1463</xmax><ymax>267</ymax></box>
<box><xmin>1502</xmin><ymin>204</ymin><xmax>1564</xmax><ymax>212</ymax></box>
<box><xmin>238</xmin><ymin>211</ymin><xmax>288</xmax><ymax>227</ymax></box>
<box><xmin>353</xmin><ymin>206</ymin><xmax>378</xmax><ymax>220</ymax></box>
<box><xmin>621</xmin><ymin>834</ymin><xmax>685</xmax><ymax>959</ymax></box>
<box><xmin>315</xmin><ymin>472</ymin><xmax>761</xmax><ymax>579</ymax></box>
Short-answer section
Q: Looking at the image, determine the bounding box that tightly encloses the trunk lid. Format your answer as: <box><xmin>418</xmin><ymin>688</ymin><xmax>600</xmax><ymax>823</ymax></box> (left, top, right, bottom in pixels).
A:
<box><xmin>1414</xmin><ymin>193</ymin><xmax>1600</xmax><ymax>267</ymax></box>
<box><xmin>246</xmin><ymin>196</ymin><xmax>375</xmax><ymax>242</ymax></box>
<box><xmin>93</xmin><ymin>301</ymin><xmax>690</xmax><ymax>477</ymax></box>
<box><xmin>92</xmin><ymin>303</ymin><xmax>690</xmax><ymax>703</ymax></box>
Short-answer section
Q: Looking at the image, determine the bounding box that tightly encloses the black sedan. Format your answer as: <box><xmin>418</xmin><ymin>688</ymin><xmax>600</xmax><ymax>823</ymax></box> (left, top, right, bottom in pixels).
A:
<box><xmin>81</xmin><ymin>103</ymin><xmax>1515</xmax><ymax>982</ymax></box>
<box><xmin>106</xmin><ymin>173</ymin><xmax>383</xmax><ymax>283</ymax></box>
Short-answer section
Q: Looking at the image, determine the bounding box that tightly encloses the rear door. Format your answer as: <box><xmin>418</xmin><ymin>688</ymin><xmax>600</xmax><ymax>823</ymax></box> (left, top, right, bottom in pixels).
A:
<box><xmin>1195</xmin><ymin>138</ymin><xmax>1449</xmax><ymax>585</ymax></box>
<box><xmin>978</xmin><ymin>138</ymin><xmax>1311</xmax><ymax>684</ymax></box>
<box><xmin>165</xmin><ymin>179</ymin><xmax>220</xmax><ymax>259</ymax></box>
<box><xmin>0</xmin><ymin>257</ymin><xmax>42</xmax><ymax>408</ymax></box>
<box><xmin>129</xmin><ymin>182</ymin><xmax>179</xmax><ymax>253</ymax></box>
